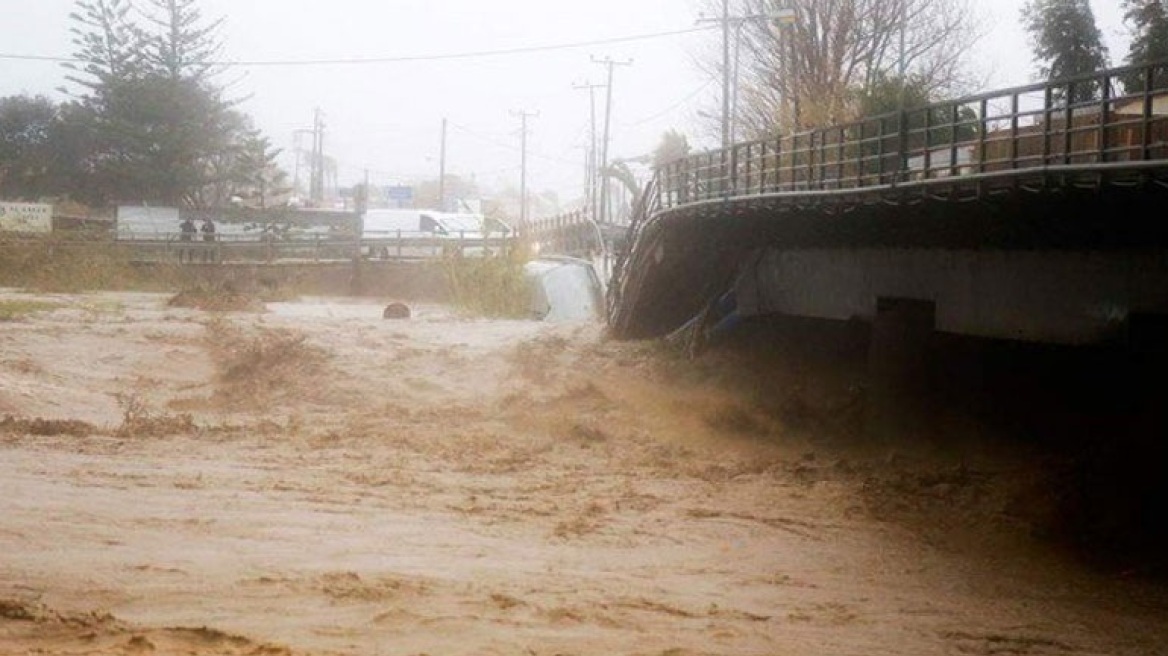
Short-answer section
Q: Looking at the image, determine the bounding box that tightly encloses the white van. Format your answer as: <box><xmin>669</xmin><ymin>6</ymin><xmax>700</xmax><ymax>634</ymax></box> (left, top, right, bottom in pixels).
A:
<box><xmin>362</xmin><ymin>209</ymin><xmax>511</xmax><ymax>237</ymax></box>
<box><xmin>362</xmin><ymin>209</ymin><xmax>456</xmax><ymax>238</ymax></box>
<box><xmin>361</xmin><ymin>209</ymin><xmax>506</xmax><ymax>258</ymax></box>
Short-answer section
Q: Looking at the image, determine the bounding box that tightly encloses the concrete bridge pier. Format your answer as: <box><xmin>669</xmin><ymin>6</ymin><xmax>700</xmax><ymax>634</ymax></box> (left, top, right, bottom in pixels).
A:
<box><xmin>864</xmin><ymin>298</ymin><xmax>936</xmax><ymax>440</ymax></box>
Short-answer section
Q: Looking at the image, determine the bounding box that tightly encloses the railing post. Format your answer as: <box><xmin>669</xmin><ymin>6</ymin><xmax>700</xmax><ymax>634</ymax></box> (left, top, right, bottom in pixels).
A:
<box><xmin>923</xmin><ymin>106</ymin><xmax>932</xmax><ymax>180</ymax></box>
<box><xmin>708</xmin><ymin>151</ymin><xmax>717</xmax><ymax>200</ymax></box>
<box><xmin>807</xmin><ymin>133</ymin><xmax>817</xmax><ymax>189</ymax></box>
<box><xmin>744</xmin><ymin>143</ymin><xmax>753</xmax><ymax>194</ymax></box>
<box><xmin>877</xmin><ymin>117</ymin><xmax>887</xmax><ymax>183</ymax></box>
<box><xmin>1042</xmin><ymin>86</ymin><xmax>1053</xmax><ymax>166</ymax></box>
<box><xmin>727</xmin><ymin>144</ymin><xmax>738</xmax><ymax>197</ymax></box>
<box><xmin>776</xmin><ymin>135</ymin><xmax>785</xmax><ymax>192</ymax></box>
<box><xmin>759</xmin><ymin>141</ymin><xmax>768</xmax><ymax>194</ymax></box>
<box><xmin>1144</xmin><ymin>64</ymin><xmax>1155</xmax><ymax>161</ymax></box>
<box><xmin>978</xmin><ymin>99</ymin><xmax>988</xmax><ymax>174</ymax></box>
<box><xmin>836</xmin><ymin>127</ymin><xmax>845</xmax><ymax>188</ymax></box>
<box><xmin>1098</xmin><ymin>72</ymin><xmax>1111</xmax><ymax>164</ymax></box>
<box><xmin>898</xmin><ymin>108</ymin><xmax>910</xmax><ymax>183</ymax></box>
<box><xmin>949</xmin><ymin>103</ymin><xmax>960</xmax><ymax>177</ymax></box>
<box><xmin>859</xmin><ymin>121</ymin><xmax>870</xmax><ymax>187</ymax></box>
<box><xmin>1012</xmin><ymin>92</ymin><xmax>1022</xmax><ymax>169</ymax></box>
<box><xmin>818</xmin><ymin>131</ymin><xmax>827</xmax><ymax>188</ymax></box>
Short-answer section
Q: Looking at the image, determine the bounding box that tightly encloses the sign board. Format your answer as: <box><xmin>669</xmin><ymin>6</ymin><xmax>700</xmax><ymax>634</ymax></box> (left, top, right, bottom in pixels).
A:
<box><xmin>386</xmin><ymin>186</ymin><xmax>414</xmax><ymax>202</ymax></box>
<box><xmin>0</xmin><ymin>202</ymin><xmax>52</xmax><ymax>233</ymax></box>
<box><xmin>116</xmin><ymin>206</ymin><xmax>181</xmax><ymax>239</ymax></box>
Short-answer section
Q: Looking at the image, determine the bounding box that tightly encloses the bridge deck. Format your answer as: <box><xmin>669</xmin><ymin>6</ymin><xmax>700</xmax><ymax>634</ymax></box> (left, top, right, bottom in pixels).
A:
<box><xmin>609</xmin><ymin>61</ymin><xmax>1168</xmax><ymax>339</ymax></box>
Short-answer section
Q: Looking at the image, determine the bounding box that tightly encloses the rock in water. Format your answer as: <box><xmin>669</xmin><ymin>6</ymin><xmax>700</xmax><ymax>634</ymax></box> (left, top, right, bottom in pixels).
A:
<box><xmin>383</xmin><ymin>303</ymin><xmax>411</xmax><ymax>320</ymax></box>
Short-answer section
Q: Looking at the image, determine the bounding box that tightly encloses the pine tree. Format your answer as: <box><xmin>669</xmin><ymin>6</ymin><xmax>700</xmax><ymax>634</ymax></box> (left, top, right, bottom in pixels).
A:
<box><xmin>57</xmin><ymin>0</ymin><xmax>287</xmax><ymax>207</ymax></box>
<box><xmin>64</xmin><ymin>0</ymin><xmax>247</xmax><ymax>206</ymax></box>
<box><xmin>1022</xmin><ymin>0</ymin><xmax>1110</xmax><ymax>103</ymax></box>
<box><xmin>140</xmin><ymin>0</ymin><xmax>224</xmax><ymax>81</ymax></box>
<box><xmin>1122</xmin><ymin>0</ymin><xmax>1168</xmax><ymax>92</ymax></box>
<box><xmin>64</xmin><ymin>0</ymin><xmax>144</xmax><ymax>96</ymax></box>
<box><xmin>234</xmin><ymin>132</ymin><xmax>288</xmax><ymax>210</ymax></box>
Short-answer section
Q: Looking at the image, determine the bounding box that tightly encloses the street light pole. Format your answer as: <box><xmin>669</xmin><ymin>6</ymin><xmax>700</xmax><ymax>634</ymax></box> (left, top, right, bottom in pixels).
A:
<box><xmin>731</xmin><ymin>20</ymin><xmax>745</xmax><ymax>145</ymax></box>
<box><xmin>899</xmin><ymin>0</ymin><xmax>908</xmax><ymax>101</ymax></box>
<box><xmin>898</xmin><ymin>0</ymin><xmax>910</xmax><ymax>181</ymax></box>
<box><xmin>721</xmin><ymin>0</ymin><xmax>732</xmax><ymax>152</ymax></box>
<box><xmin>700</xmin><ymin>5</ymin><xmax>797</xmax><ymax>150</ymax></box>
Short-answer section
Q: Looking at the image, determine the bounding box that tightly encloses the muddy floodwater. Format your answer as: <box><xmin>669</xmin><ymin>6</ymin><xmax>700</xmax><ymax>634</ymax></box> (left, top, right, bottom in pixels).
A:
<box><xmin>0</xmin><ymin>291</ymin><xmax>1165</xmax><ymax>655</ymax></box>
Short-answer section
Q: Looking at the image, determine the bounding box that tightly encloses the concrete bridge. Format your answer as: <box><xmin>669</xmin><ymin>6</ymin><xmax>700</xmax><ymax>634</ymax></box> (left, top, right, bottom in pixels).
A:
<box><xmin>608</xmin><ymin>61</ymin><xmax>1168</xmax><ymax>351</ymax></box>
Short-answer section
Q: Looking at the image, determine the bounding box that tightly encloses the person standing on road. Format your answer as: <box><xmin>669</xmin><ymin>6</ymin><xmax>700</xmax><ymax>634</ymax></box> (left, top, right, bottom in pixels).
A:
<box><xmin>200</xmin><ymin>218</ymin><xmax>217</xmax><ymax>262</ymax></box>
<box><xmin>179</xmin><ymin>217</ymin><xmax>196</xmax><ymax>263</ymax></box>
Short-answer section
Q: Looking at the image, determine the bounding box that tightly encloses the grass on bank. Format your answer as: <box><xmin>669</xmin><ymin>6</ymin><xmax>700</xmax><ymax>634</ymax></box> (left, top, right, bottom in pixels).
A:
<box><xmin>168</xmin><ymin>282</ymin><xmax>266</xmax><ymax>312</ymax></box>
<box><xmin>0</xmin><ymin>299</ymin><xmax>62</xmax><ymax>321</ymax></box>
<box><xmin>0</xmin><ymin>236</ymin><xmax>183</xmax><ymax>293</ymax></box>
<box><xmin>2</xmin><ymin>234</ymin><xmax>532</xmax><ymax>317</ymax></box>
<box><xmin>442</xmin><ymin>244</ymin><xmax>532</xmax><ymax>319</ymax></box>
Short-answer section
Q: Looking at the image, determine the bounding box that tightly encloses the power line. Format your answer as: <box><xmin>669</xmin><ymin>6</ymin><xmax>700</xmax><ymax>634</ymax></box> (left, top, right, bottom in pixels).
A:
<box><xmin>0</xmin><ymin>26</ymin><xmax>713</xmax><ymax>67</ymax></box>
<box><xmin>447</xmin><ymin>121</ymin><xmax>578</xmax><ymax>167</ymax></box>
<box><xmin>621</xmin><ymin>76</ymin><xmax>718</xmax><ymax>128</ymax></box>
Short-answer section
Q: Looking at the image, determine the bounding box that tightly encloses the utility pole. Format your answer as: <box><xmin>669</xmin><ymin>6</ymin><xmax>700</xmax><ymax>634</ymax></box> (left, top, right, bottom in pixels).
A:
<box><xmin>292</xmin><ymin>129</ymin><xmax>307</xmax><ymax>199</ymax></box>
<box><xmin>438</xmin><ymin>118</ymin><xmax>448</xmax><ymax>212</ymax></box>
<box><xmin>511</xmin><ymin>110</ymin><xmax>538</xmax><ymax>226</ymax></box>
<box><xmin>310</xmin><ymin>108</ymin><xmax>326</xmax><ymax>207</ymax></box>
<box><xmin>351</xmin><ymin>169</ymin><xmax>368</xmax><ymax>296</ymax></box>
<box><xmin>573</xmin><ymin>81</ymin><xmax>606</xmax><ymax>223</ymax></box>
<box><xmin>591</xmin><ymin>56</ymin><xmax>632</xmax><ymax>224</ymax></box>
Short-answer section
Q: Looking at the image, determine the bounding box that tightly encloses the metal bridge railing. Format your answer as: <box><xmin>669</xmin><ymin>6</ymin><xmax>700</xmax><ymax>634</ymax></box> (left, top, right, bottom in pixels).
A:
<box><xmin>654</xmin><ymin>60</ymin><xmax>1168</xmax><ymax>211</ymax></box>
<box><xmin>609</xmin><ymin>60</ymin><xmax>1168</xmax><ymax>332</ymax></box>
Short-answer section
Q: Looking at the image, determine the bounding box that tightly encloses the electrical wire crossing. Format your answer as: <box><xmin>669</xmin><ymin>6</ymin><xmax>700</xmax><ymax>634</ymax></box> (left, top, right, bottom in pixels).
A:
<box><xmin>0</xmin><ymin>26</ymin><xmax>714</xmax><ymax>67</ymax></box>
<box><xmin>621</xmin><ymin>76</ymin><xmax>719</xmax><ymax>128</ymax></box>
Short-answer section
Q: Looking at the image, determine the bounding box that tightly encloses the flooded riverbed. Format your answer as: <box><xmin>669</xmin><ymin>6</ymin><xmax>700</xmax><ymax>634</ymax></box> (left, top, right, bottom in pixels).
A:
<box><xmin>0</xmin><ymin>291</ymin><xmax>1164</xmax><ymax>655</ymax></box>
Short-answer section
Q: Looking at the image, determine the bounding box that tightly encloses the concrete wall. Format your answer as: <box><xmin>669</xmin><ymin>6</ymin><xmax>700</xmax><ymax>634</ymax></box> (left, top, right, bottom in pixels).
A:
<box><xmin>739</xmin><ymin>248</ymin><xmax>1168</xmax><ymax>344</ymax></box>
<box><xmin>138</xmin><ymin>260</ymin><xmax>453</xmax><ymax>301</ymax></box>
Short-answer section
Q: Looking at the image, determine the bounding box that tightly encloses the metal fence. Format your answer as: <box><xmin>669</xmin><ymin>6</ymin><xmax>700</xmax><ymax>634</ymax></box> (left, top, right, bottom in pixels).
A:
<box><xmin>0</xmin><ymin>232</ymin><xmax>513</xmax><ymax>265</ymax></box>
<box><xmin>655</xmin><ymin>61</ymin><xmax>1168</xmax><ymax>210</ymax></box>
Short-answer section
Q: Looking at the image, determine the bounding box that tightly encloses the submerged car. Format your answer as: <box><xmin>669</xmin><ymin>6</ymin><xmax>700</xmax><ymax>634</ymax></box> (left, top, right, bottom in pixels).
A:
<box><xmin>523</xmin><ymin>256</ymin><xmax>605</xmax><ymax>323</ymax></box>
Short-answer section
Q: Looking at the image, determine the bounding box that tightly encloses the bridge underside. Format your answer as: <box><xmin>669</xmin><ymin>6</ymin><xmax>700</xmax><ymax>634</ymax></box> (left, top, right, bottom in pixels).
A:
<box><xmin>611</xmin><ymin>179</ymin><xmax>1168</xmax><ymax>344</ymax></box>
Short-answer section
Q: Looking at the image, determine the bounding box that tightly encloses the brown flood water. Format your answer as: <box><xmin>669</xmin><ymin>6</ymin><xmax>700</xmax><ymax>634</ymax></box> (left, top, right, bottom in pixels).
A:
<box><xmin>0</xmin><ymin>291</ymin><xmax>1164</xmax><ymax>655</ymax></box>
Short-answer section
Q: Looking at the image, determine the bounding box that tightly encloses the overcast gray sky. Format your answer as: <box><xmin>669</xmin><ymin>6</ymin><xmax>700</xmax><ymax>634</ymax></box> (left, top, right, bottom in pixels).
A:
<box><xmin>1</xmin><ymin>0</ymin><xmax>1130</xmax><ymax>208</ymax></box>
